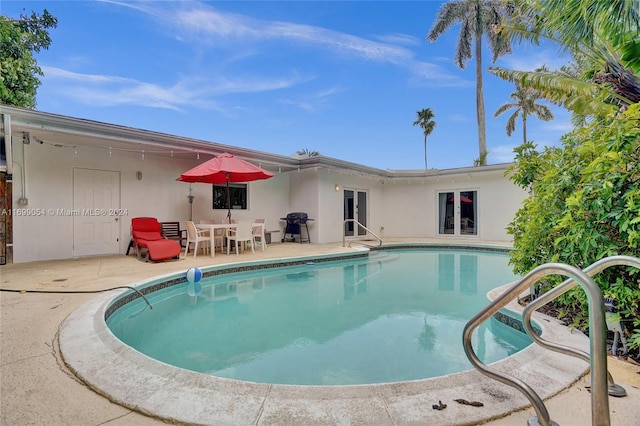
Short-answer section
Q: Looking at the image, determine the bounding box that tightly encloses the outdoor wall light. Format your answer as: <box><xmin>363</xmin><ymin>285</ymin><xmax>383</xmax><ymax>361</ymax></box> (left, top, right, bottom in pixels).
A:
<box><xmin>335</xmin><ymin>184</ymin><xmax>340</xmax><ymax>191</ymax></box>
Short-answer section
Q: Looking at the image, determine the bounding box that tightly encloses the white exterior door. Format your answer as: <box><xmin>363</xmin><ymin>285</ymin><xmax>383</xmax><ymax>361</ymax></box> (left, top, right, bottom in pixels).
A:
<box><xmin>73</xmin><ymin>168</ymin><xmax>121</xmax><ymax>256</ymax></box>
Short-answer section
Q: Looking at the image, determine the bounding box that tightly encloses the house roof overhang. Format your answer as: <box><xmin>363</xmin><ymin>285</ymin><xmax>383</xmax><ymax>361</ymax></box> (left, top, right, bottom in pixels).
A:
<box><xmin>1</xmin><ymin>105</ymin><xmax>301</xmax><ymax>174</ymax></box>
<box><xmin>1</xmin><ymin>105</ymin><xmax>513</xmax><ymax>180</ymax></box>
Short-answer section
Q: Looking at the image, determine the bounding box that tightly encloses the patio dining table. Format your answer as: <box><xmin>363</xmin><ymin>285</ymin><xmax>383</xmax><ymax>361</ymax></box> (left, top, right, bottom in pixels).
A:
<box><xmin>196</xmin><ymin>222</ymin><xmax>265</xmax><ymax>257</ymax></box>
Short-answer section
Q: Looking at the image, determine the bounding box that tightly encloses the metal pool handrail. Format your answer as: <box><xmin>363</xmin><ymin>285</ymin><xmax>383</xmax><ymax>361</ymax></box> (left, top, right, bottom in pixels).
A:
<box><xmin>522</xmin><ymin>255</ymin><xmax>640</xmax><ymax>398</ymax></box>
<box><xmin>462</xmin><ymin>262</ymin><xmax>610</xmax><ymax>426</ymax></box>
<box><xmin>342</xmin><ymin>219</ymin><xmax>382</xmax><ymax>248</ymax></box>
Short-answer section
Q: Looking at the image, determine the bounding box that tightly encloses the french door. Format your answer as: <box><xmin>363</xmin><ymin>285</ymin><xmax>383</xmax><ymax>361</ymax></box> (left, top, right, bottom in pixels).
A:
<box><xmin>438</xmin><ymin>190</ymin><xmax>477</xmax><ymax>236</ymax></box>
<box><xmin>344</xmin><ymin>189</ymin><xmax>367</xmax><ymax>237</ymax></box>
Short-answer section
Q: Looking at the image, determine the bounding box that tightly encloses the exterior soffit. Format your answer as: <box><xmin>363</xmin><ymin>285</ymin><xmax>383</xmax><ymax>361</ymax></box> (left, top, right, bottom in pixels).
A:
<box><xmin>2</xmin><ymin>105</ymin><xmax>512</xmax><ymax>181</ymax></box>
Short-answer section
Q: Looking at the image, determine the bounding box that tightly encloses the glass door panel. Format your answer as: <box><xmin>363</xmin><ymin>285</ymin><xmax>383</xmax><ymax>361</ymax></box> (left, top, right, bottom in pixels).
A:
<box><xmin>438</xmin><ymin>191</ymin><xmax>477</xmax><ymax>236</ymax></box>
<box><xmin>344</xmin><ymin>189</ymin><xmax>368</xmax><ymax>237</ymax></box>
<box><xmin>344</xmin><ymin>190</ymin><xmax>354</xmax><ymax>237</ymax></box>
<box><xmin>438</xmin><ymin>192</ymin><xmax>455</xmax><ymax>234</ymax></box>
<box><xmin>459</xmin><ymin>191</ymin><xmax>477</xmax><ymax>235</ymax></box>
<box><xmin>357</xmin><ymin>191</ymin><xmax>367</xmax><ymax>236</ymax></box>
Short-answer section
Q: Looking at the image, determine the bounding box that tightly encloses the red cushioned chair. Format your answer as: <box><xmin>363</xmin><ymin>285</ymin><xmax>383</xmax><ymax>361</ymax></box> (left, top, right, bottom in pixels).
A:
<box><xmin>130</xmin><ymin>217</ymin><xmax>182</xmax><ymax>262</ymax></box>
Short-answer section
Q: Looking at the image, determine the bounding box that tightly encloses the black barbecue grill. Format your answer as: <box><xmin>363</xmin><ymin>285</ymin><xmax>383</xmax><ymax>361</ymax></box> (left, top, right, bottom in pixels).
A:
<box><xmin>281</xmin><ymin>212</ymin><xmax>312</xmax><ymax>243</ymax></box>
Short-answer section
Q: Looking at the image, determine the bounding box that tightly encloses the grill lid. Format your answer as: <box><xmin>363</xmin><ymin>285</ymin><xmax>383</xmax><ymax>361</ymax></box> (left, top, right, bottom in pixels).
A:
<box><xmin>285</xmin><ymin>212</ymin><xmax>308</xmax><ymax>223</ymax></box>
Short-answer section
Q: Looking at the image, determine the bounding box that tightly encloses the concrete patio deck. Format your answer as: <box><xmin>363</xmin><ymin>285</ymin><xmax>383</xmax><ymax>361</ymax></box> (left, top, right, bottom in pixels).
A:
<box><xmin>1</xmin><ymin>240</ymin><xmax>639</xmax><ymax>425</ymax></box>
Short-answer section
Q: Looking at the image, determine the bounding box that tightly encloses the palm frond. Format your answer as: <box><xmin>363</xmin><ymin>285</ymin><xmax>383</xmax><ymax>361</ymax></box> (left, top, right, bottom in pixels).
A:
<box><xmin>427</xmin><ymin>2</ymin><xmax>469</xmax><ymax>42</ymax></box>
<box><xmin>505</xmin><ymin>112</ymin><xmax>519</xmax><ymax>136</ymax></box>
<box><xmin>456</xmin><ymin>19</ymin><xmax>474</xmax><ymax>68</ymax></box>
<box><xmin>502</xmin><ymin>0</ymin><xmax>640</xmax><ymax>102</ymax></box>
<box><xmin>489</xmin><ymin>67</ymin><xmax>621</xmax><ymax>117</ymax></box>
<box><xmin>494</xmin><ymin>102</ymin><xmax>518</xmax><ymax>117</ymax></box>
<box><xmin>531</xmin><ymin>104</ymin><xmax>554</xmax><ymax>121</ymax></box>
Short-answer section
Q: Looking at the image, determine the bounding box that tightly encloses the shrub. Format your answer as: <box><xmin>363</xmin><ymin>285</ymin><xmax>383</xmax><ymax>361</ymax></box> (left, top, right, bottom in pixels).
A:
<box><xmin>507</xmin><ymin>104</ymin><xmax>640</xmax><ymax>354</ymax></box>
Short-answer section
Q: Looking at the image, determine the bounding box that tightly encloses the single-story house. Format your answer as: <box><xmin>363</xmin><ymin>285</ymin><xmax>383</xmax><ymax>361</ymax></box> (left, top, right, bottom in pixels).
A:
<box><xmin>0</xmin><ymin>105</ymin><xmax>527</xmax><ymax>264</ymax></box>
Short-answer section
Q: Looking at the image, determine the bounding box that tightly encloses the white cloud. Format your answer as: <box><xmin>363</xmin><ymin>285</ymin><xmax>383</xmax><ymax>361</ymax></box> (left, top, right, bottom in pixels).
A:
<box><xmin>279</xmin><ymin>86</ymin><xmax>343</xmax><ymax>111</ymax></box>
<box><xmin>42</xmin><ymin>67</ymin><xmax>132</xmax><ymax>84</ymax></box>
<box><xmin>41</xmin><ymin>66</ymin><xmax>309</xmax><ymax>110</ymax></box>
<box><xmin>538</xmin><ymin>120</ymin><xmax>573</xmax><ymax>133</ymax></box>
<box><xmin>165</xmin><ymin>4</ymin><xmax>414</xmax><ymax>65</ymax></box>
<box><xmin>106</xmin><ymin>0</ymin><xmax>418</xmax><ymax>66</ymax></box>
<box><xmin>450</xmin><ymin>114</ymin><xmax>472</xmax><ymax>123</ymax></box>
<box><xmin>102</xmin><ymin>1</ymin><xmax>472</xmax><ymax>90</ymax></box>
<box><xmin>498</xmin><ymin>48</ymin><xmax>572</xmax><ymax>72</ymax></box>
<box><xmin>410</xmin><ymin>62</ymin><xmax>473</xmax><ymax>87</ymax></box>
<box><xmin>489</xmin><ymin>144</ymin><xmax>516</xmax><ymax>163</ymax></box>
<box><xmin>373</xmin><ymin>33</ymin><xmax>421</xmax><ymax>47</ymax></box>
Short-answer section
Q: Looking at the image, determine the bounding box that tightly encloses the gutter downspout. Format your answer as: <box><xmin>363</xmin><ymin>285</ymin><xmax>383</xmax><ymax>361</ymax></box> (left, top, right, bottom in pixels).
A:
<box><xmin>2</xmin><ymin>114</ymin><xmax>12</xmax><ymax>175</ymax></box>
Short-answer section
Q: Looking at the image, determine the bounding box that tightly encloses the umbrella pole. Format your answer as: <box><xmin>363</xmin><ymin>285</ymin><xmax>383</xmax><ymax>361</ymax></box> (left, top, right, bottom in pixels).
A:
<box><xmin>188</xmin><ymin>185</ymin><xmax>194</xmax><ymax>221</ymax></box>
<box><xmin>226</xmin><ymin>177</ymin><xmax>231</xmax><ymax>223</ymax></box>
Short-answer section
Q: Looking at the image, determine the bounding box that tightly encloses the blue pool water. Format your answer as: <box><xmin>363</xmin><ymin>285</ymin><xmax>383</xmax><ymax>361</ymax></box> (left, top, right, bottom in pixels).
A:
<box><xmin>107</xmin><ymin>249</ymin><xmax>530</xmax><ymax>385</ymax></box>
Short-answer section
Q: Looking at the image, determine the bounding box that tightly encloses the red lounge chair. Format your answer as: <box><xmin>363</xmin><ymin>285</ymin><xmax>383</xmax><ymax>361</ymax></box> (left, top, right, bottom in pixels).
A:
<box><xmin>131</xmin><ymin>217</ymin><xmax>182</xmax><ymax>262</ymax></box>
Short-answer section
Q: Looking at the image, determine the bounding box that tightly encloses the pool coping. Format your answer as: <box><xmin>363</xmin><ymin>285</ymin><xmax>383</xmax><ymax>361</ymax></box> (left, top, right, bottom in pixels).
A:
<box><xmin>59</xmin><ymin>249</ymin><xmax>590</xmax><ymax>426</ymax></box>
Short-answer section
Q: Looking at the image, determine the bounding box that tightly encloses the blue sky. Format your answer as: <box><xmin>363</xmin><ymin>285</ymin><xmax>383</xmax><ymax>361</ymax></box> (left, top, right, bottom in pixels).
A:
<box><xmin>3</xmin><ymin>0</ymin><xmax>573</xmax><ymax>170</ymax></box>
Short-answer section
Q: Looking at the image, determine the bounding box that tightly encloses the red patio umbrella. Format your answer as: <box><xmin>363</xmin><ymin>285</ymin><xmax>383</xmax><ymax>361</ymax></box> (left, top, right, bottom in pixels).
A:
<box><xmin>177</xmin><ymin>152</ymin><xmax>275</xmax><ymax>222</ymax></box>
<box><xmin>448</xmin><ymin>195</ymin><xmax>473</xmax><ymax>204</ymax></box>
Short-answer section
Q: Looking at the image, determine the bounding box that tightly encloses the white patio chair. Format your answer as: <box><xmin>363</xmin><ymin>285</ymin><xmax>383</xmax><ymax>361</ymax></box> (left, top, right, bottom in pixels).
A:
<box><xmin>183</xmin><ymin>220</ymin><xmax>210</xmax><ymax>258</ymax></box>
<box><xmin>227</xmin><ymin>219</ymin><xmax>255</xmax><ymax>256</ymax></box>
<box><xmin>252</xmin><ymin>219</ymin><xmax>267</xmax><ymax>251</ymax></box>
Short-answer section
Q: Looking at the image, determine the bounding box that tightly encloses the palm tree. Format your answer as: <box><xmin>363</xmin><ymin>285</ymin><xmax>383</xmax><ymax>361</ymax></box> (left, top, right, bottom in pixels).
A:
<box><xmin>295</xmin><ymin>148</ymin><xmax>319</xmax><ymax>157</ymax></box>
<box><xmin>490</xmin><ymin>0</ymin><xmax>640</xmax><ymax>121</ymax></box>
<box><xmin>427</xmin><ymin>0</ymin><xmax>513</xmax><ymax>166</ymax></box>
<box><xmin>493</xmin><ymin>82</ymin><xmax>554</xmax><ymax>145</ymax></box>
<box><xmin>413</xmin><ymin>108</ymin><xmax>437</xmax><ymax>169</ymax></box>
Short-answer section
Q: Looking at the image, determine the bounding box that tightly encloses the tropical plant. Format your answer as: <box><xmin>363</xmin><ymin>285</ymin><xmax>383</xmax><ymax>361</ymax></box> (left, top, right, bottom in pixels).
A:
<box><xmin>427</xmin><ymin>0</ymin><xmax>514</xmax><ymax>165</ymax></box>
<box><xmin>295</xmin><ymin>148</ymin><xmax>319</xmax><ymax>157</ymax></box>
<box><xmin>493</xmin><ymin>79</ymin><xmax>554</xmax><ymax>144</ymax></box>
<box><xmin>490</xmin><ymin>0</ymin><xmax>640</xmax><ymax>122</ymax></box>
<box><xmin>506</xmin><ymin>104</ymin><xmax>640</xmax><ymax>353</ymax></box>
<box><xmin>473</xmin><ymin>150</ymin><xmax>489</xmax><ymax>167</ymax></box>
<box><xmin>497</xmin><ymin>0</ymin><xmax>640</xmax><ymax>356</ymax></box>
<box><xmin>0</xmin><ymin>9</ymin><xmax>57</xmax><ymax>108</ymax></box>
<box><xmin>412</xmin><ymin>108</ymin><xmax>437</xmax><ymax>169</ymax></box>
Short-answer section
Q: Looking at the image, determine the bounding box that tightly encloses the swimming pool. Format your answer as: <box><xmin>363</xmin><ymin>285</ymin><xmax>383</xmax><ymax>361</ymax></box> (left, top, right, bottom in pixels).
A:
<box><xmin>60</xmin><ymin>243</ymin><xmax>590</xmax><ymax>425</ymax></box>
<box><xmin>106</xmin><ymin>248</ymin><xmax>530</xmax><ymax>385</ymax></box>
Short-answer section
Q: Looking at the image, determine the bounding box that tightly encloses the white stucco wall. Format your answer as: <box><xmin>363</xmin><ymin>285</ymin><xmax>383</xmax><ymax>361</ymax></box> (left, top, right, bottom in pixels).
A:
<box><xmin>380</xmin><ymin>169</ymin><xmax>526</xmax><ymax>241</ymax></box>
<box><xmin>287</xmin><ymin>169</ymin><xmax>388</xmax><ymax>244</ymax></box>
<box><xmin>465</xmin><ymin>170</ymin><xmax>525</xmax><ymax>240</ymax></box>
<box><xmin>9</xmin><ymin>136</ymin><xmax>291</xmax><ymax>263</ymax></box>
<box><xmin>316</xmin><ymin>173</ymin><xmax>343</xmax><ymax>243</ymax></box>
<box><xmin>6</xmin><ymin>119</ymin><xmax>525</xmax><ymax>263</ymax></box>
<box><xmin>286</xmin><ymin>168</ymin><xmax>320</xmax><ymax>242</ymax></box>
<box><xmin>9</xmin><ymin>132</ymin><xmax>525</xmax><ymax>264</ymax></box>
<box><xmin>317</xmin><ymin>170</ymin><xmax>386</xmax><ymax>244</ymax></box>
<box><xmin>380</xmin><ymin>180</ymin><xmax>432</xmax><ymax>238</ymax></box>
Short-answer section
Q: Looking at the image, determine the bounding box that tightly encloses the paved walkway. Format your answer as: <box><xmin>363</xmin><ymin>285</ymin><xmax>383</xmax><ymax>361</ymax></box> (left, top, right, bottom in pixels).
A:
<box><xmin>1</xmin><ymin>241</ymin><xmax>638</xmax><ymax>425</ymax></box>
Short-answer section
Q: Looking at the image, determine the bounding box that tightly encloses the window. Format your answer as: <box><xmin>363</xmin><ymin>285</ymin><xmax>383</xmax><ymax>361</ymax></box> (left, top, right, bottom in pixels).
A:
<box><xmin>212</xmin><ymin>183</ymin><xmax>247</xmax><ymax>210</ymax></box>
